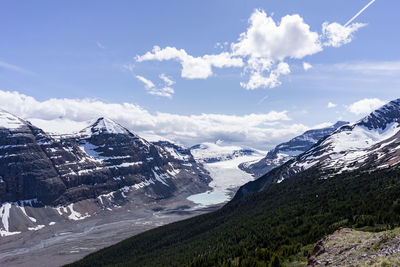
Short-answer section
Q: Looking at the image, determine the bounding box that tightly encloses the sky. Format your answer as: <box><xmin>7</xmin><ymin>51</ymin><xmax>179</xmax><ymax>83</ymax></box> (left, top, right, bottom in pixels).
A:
<box><xmin>1</xmin><ymin>0</ymin><xmax>399</xmax><ymax>149</ymax></box>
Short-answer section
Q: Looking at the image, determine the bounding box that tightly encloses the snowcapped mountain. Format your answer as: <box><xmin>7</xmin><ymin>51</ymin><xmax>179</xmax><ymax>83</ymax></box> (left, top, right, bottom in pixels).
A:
<box><xmin>234</xmin><ymin>98</ymin><xmax>400</xmax><ymax>200</ymax></box>
<box><xmin>0</xmin><ymin>112</ymin><xmax>210</xmax><ymax>207</ymax></box>
<box><xmin>239</xmin><ymin>121</ymin><xmax>348</xmax><ymax>178</ymax></box>
<box><xmin>290</xmin><ymin>99</ymin><xmax>400</xmax><ymax>175</ymax></box>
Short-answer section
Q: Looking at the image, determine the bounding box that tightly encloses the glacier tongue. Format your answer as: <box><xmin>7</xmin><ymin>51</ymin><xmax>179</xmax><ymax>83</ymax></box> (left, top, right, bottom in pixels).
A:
<box><xmin>188</xmin><ymin>142</ymin><xmax>264</xmax><ymax>207</ymax></box>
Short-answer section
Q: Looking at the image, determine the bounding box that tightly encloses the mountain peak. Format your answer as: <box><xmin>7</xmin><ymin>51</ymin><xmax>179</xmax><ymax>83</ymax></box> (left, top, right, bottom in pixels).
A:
<box><xmin>0</xmin><ymin>109</ymin><xmax>27</xmax><ymax>130</ymax></box>
<box><xmin>359</xmin><ymin>99</ymin><xmax>400</xmax><ymax>130</ymax></box>
<box><xmin>80</xmin><ymin>117</ymin><xmax>130</xmax><ymax>136</ymax></box>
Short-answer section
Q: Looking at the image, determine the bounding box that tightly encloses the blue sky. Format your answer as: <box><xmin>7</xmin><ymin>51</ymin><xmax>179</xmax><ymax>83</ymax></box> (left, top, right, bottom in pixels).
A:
<box><xmin>0</xmin><ymin>0</ymin><xmax>399</xmax><ymax>149</ymax></box>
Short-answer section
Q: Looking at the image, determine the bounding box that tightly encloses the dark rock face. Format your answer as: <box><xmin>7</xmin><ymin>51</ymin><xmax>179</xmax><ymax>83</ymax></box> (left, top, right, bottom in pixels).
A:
<box><xmin>0</xmin><ymin>113</ymin><xmax>211</xmax><ymax>206</ymax></box>
<box><xmin>240</xmin><ymin>121</ymin><xmax>348</xmax><ymax>178</ymax></box>
<box><xmin>0</xmin><ymin>112</ymin><xmax>66</xmax><ymax>204</ymax></box>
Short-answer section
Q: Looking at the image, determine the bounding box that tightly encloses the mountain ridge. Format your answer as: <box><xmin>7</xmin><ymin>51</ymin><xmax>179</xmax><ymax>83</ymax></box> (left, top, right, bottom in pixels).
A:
<box><xmin>234</xmin><ymin>98</ymin><xmax>400</xmax><ymax>200</ymax></box>
<box><xmin>239</xmin><ymin>121</ymin><xmax>348</xmax><ymax>178</ymax></box>
<box><xmin>0</xmin><ymin>110</ymin><xmax>211</xmax><ymax>207</ymax></box>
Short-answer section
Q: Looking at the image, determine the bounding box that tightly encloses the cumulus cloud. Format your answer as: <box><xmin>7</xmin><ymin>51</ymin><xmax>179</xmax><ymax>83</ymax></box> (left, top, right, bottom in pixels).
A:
<box><xmin>321</xmin><ymin>22</ymin><xmax>366</xmax><ymax>48</ymax></box>
<box><xmin>231</xmin><ymin>10</ymin><xmax>322</xmax><ymax>60</ymax></box>
<box><xmin>347</xmin><ymin>98</ymin><xmax>386</xmax><ymax>115</ymax></box>
<box><xmin>303</xmin><ymin>62</ymin><xmax>313</xmax><ymax>71</ymax></box>
<box><xmin>135</xmin><ymin>9</ymin><xmax>366</xmax><ymax>90</ymax></box>
<box><xmin>136</xmin><ymin>46</ymin><xmax>243</xmax><ymax>79</ymax></box>
<box><xmin>241</xmin><ymin>62</ymin><xmax>290</xmax><ymax>90</ymax></box>
<box><xmin>0</xmin><ymin>90</ymin><xmax>316</xmax><ymax>149</ymax></box>
<box><xmin>136</xmin><ymin>75</ymin><xmax>175</xmax><ymax>98</ymax></box>
<box><xmin>327</xmin><ymin>102</ymin><xmax>337</xmax><ymax>108</ymax></box>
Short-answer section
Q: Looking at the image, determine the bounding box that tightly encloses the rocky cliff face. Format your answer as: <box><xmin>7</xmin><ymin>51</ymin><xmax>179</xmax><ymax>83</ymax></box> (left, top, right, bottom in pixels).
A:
<box><xmin>0</xmin><ymin>112</ymin><xmax>211</xmax><ymax>206</ymax></box>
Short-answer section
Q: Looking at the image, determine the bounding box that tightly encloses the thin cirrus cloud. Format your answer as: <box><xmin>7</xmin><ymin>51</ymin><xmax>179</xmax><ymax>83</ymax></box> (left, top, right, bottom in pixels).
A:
<box><xmin>347</xmin><ymin>98</ymin><xmax>386</xmax><ymax>115</ymax></box>
<box><xmin>135</xmin><ymin>8</ymin><xmax>367</xmax><ymax>91</ymax></box>
<box><xmin>331</xmin><ymin>61</ymin><xmax>400</xmax><ymax>75</ymax></box>
<box><xmin>0</xmin><ymin>90</ymin><xmax>316</xmax><ymax>149</ymax></box>
<box><xmin>0</xmin><ymin>60</ymin><xmax>35</xmax><ymax>76</ymax></box>
<box><xmin>136</xmin><ymin>74</ymin><xmax>175</xmax><ymax>98</ymax></box>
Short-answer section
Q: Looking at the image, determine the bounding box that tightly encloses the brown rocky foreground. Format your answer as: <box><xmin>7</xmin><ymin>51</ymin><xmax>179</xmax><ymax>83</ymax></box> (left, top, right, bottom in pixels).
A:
<box><xmin>308</xmin><ymin>227</ymin><xmax>400</xmax><ymax>266</ymax></box>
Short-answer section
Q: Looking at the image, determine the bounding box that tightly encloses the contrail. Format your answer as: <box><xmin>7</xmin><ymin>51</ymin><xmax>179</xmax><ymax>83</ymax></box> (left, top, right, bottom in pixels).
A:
<box><xmin>345</xmin><ymin>0</ymin><xmax>376</xmax><ymax>26</ymax></box>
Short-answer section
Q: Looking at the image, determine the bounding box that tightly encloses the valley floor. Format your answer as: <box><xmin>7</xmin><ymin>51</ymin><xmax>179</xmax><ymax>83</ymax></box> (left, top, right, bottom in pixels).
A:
<box><xmin>0</xmin><ymin>196</ymin><xmax>219</xmax><ymax>267</ymax></box>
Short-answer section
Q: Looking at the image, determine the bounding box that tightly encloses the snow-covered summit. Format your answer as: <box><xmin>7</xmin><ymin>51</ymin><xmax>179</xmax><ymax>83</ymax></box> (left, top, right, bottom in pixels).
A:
<box><xmin>79</xmin><ymin>117</ymin><xmax>131</xmax><ymax>136</ymax></box>
<box><xmin>358</xmin><ymin>98</ymin><xmax>400</xmax><ymax>130</ymax></box>
<box><xmin>0</xmin><ymin>109</ymin><xmax>27</xmax><ymax>130</ymax></box>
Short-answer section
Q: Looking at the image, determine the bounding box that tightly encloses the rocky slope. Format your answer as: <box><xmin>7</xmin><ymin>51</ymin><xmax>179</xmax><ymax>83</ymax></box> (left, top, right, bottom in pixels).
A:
<box><xmin>234</xmin><ymin>99</ymin><xmax>400</xmax><ymax>200</ymax></box>
<box><xmin>239</xmin><ymin>121</ymin><xmax>348</xmax><ymax>178</ymax></box>
<box><xmin>308</xmin><ymin>228</ymin><xmax>400</xmax><ymax>266</ymax></box>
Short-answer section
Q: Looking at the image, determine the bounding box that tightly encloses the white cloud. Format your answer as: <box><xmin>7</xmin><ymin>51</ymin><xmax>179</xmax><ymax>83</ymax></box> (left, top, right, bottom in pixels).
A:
<box><xmin>136</xmin><ymin>46</ymin><xmax>243</xmax><ymax>79</ymax></box>
<box><xmin>136</xmin><ymin>75</ymin><xmax>174</xmax><ymax>98</ymax></box>
<box><xmin>347</xmin><ymin>98</ymin><xmax>386</xmax><ymax>115</ymax></box>
<box><xmin>327</xmin><ymin>102</ymin><xmax>337</xmax><ymax>108</ymax></box>
<box><xmin>231</xmin><ymin>10</ymin><xmax>322</xmax><ymax>60</ymax></box>
<box><xmin>0</xmin><ymin>90</ymin><xmax>316</xmax><ymax>149</ymax></box>
<box><xmin>135</xmin><ymin>9</ymin><xmax>366</xmax><ymax>90</ymax></box>
<box><xmin>148</xmin><ymin>86</ymin><xmax>175</xmax><ymax>98</ymax></box>
<box><xmin>303</xmin><ymin>62</ymin><xmax>312</xmax><ymax>71</ymax></box>
<box><xmin>159</xmin><ymin>73</ymin><xmax>175</xmax><ymax>86</ymax></box>
<box><xmin>321</xmin><ymin>22</ymin><xmax>366</xmax><ymax>48</ymax></box>
<box><xmin>241</xmin><ymin>62</ymin><xmax>290</xmax><ymax>90</ymax></box>
<box><xmin>136</xmin><ymin>75</ymin><xmax>155</xmax><ymax>89</ymax></box>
